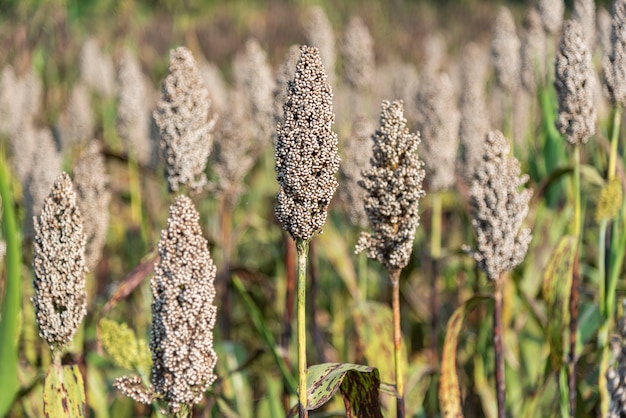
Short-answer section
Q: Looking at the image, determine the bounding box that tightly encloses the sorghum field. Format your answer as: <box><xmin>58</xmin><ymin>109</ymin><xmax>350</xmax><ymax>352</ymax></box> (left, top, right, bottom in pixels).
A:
<box><xmin>1</xmin><ymin>0</ymin><xmax>626</xmax><ymax>417</ymax></box>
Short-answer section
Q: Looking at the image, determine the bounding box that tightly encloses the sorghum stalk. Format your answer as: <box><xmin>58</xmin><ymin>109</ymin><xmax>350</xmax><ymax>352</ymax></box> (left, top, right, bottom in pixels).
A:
<box><xmin>554</xmin><ymin>19</ymin><xmax>596</xmax><ymax>414</ymax></box>
<box><xmin>390</xmin><ymin>269</ymin><xmax>404</xmax><ymax>417</ymax></box>
<box><xmin>466</xmin><ymin>130</ymin><xmax>532</xmax><ymax>418</ymax></box>
<box><xmin>274</xmin><ymin>45</ymin><xmax>340</xmax><ymax>417</ymax></box>
<box><xmin>296</xmin><ymin>239</ymin><xmax>309</xmax><ymax>416</ymax></box>
<box><xmin>356</xmin><ymin>100</ymin><xmax>426</xmax><ymax>418</ymax></box>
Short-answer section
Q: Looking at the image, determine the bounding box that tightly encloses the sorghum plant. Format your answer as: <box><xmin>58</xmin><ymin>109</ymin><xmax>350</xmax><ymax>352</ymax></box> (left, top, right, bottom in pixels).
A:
<box><xmin>114</xmin><ymin>195</ymin><xmax>218</xmax><ymax>417</ymax></box>
<box><xmin>555</xmin><ymin>19</ymin><xmax>596</xmax><ymax>414</ymax></box>
<box><xmin>275</xmin><ymin>45</ymin><xmax>340</xmax><ymax>417</ymax></box>
<box><xmin>466</xmin><ymin>130</ymin><xmax>532</xmax><ymax>418</ymax></box>
<box><xmin>356</xmin><ymin>100</ymin><xmax>425</xmax><ymax>418</ymax></box>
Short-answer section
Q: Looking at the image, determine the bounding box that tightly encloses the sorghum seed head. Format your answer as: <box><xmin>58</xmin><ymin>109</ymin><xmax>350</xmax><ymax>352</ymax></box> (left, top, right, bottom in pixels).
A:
<box><xmin>555</xmin><ymin>19</ymin><xmax>596</xmax><ymax>145</ymax></box>
<box><xmin>32</xmin><ymin>172</ymin><xmax>88</xmax><ymax>351</ymax></box>
<box><xmin>466</xmin><ymin>130</ymin><xmax>532</xmax><ymax>281</ymax></box>
<box><xmin>537</xmin><ymin>0</ymin><xmax>565</xmax><ymax>35</ymax></box>
<box><xmin>356</xmin><ymin>100</ymin><xmax>426</xmax><ymax>272</ymax></box>
<box><xmin>603</xmin><ymin>0</ymin><xmax>626</xmax><ymax>106</ymax></box>
<box><xmin>154</xmin><ymin>47</ymin><xmax>217</xmax><ymax>194</ymax></box>
<box><xmin>275</xmin><ymin>45</ymin><xmax>340</xmax><ymax>242</ymax></box>
<box><xmin>150</xmin><ymin>195</ymin><xmax>218</xmax><ymax>413</ymax></box>
<box><xmin>491</xmin><ymin>6</ymin><xmax>521</xmax><ymax>94</ymax></box>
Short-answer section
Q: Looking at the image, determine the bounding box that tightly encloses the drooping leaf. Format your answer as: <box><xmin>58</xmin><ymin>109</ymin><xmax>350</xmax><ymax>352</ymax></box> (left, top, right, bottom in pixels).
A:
<box><xmin>541</xmin><ymin>235</ymin><xmax>577</xmax><ymax>370</ymax></box>
<box><xmin>440</xmin><ymin>295</ymin><xmax>490</xmax><ymax>418</ymax></box>
<box><xmin>43</xmin><ymin>364</ymin><xmax>87</xmax><ymax>418</ymax></box>
<box><xmin>306</xmin><ymin>362</ymin><xmax>383</xmax><ymax>417</ymax></box>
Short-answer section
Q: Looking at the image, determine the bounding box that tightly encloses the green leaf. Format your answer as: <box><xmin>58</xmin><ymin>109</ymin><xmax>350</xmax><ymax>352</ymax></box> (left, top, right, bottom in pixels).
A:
<box><xmin>542</xmin><ymin>235</ymin><xmax>577</xmax><ymax>370</ymax></box>
<box><xmin>306</xmin><ymin>362</ymin><xmax>383</xmax><ymax>417</ymax></box>
<box><xmin>0</xmin><ymin>145</ymin><xmax>21</xmax><ymax>416</ymax></box>
<box><xmin>43</xmin><ymin>364</ymin><xmax>87</xmax><ymax>418</ymax></box>
<box><xmin>440</xmin><ymin>295</ymin><xmax>490</xmax><ymax>418</ymax></box>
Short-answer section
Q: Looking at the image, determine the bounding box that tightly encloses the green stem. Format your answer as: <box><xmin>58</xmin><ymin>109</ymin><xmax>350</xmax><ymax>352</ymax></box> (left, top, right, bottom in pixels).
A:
<box><xmin>390</xmin><ymin>268</ymin><xmax>404</xmax><ymax>418</ymax></box>
<box><xmin>572</xmin><ymin>145</ymin><xmax>581</xmax><ymax>238</ymax></box>
<box><xmin>608</xmin><ymin>105</ymin><xmax>622</xmax><ymax>183</ymax></box>
<box><xmin>296</xmin><ymin>239</ymin><xmax>310</xmax><ymax>418</ymax></box>
<box><xmin>0</xmin><ymin>145</ymin><xmax>21</xmax><ymax>416</ymax></box>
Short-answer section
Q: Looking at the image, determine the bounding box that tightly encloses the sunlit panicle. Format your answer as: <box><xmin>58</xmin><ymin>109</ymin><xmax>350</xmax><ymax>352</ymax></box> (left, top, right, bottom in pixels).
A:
<box><xmin>342</xmin><ymin>16</ymin><xmax>375</xmax><ymax>93</ymax></box>
<box><xmin>356</xmin><ymin>100</ymin><xmax>425</xmax><ymax>272</ymax></box>
<box><xmin>32</xmin><ymin>173</ymin><xmax>88</xmax><ymax>351</ymax></box>
<box><xmin>555</xmin><ymin>20</ymin><xmax>596</xmax><ymax>145</ymax></box>
<box><xmin>573</xmin><ymin>0</ymin><xmax>597</xmax><ymax>54</ymax></box>
<box><xmin>275</xmin><ymin>45</ymin><xmax>340</xmax><ymax>242</ymax></box>
<box><xmin>459</xmin><ymin>43</ymin><xmax>490</xmax><ymax>182</ymax></box>
<box><xmin>58</xmin><ymin>83</ymin><xmax>94</xmax><ymax>151</ymax></box>
<box><xmin>339</xmin><ymin>116</ymin><xmax>375</xmax><ymax>228</ymax></box>
<box><xmin>305</xmin><ymin>6</ymin><xmax>336</xmax><ymax>84</ymax></box>
<box><xmin>149</xmin><ymin>195</ymin><xmax>218</xmax><ymax>413</ymax></box>
<box><xmin>154</xmin><ymin>47</ymin><xmax>217</xmax><ymax>194</ymax></box>
<box><xmin>491</xmin><ymin>6</ymin><xmax>521</xmax><ymax>94</ymax></box>
<box><xmin>233</xmin><ymin>39</ymin><xmax>275</xmax><ymax>155</ymax></box>
<box><xmin>117</xmin><ymin>48</ymin><xmax>156</xmax><ymax>166</ymax></box>
<box><xmin>521</xmin><ymin>8</ymin><xmax>547</xmax><ymax>93</ymax></box>
<box><xmin>79</xmin><ymin>37</ymin><xmax>116</xmax><ymax>98</ymax></box>
<box><xmin>415</xmin><ymin>71</ymin><xmax>460</xmax><ymax>192</ymax></box>
<box><xmin>537</xmin><ymin>0</ymin><xmax>565</xmax><ymax>35</ymax></box>
<box><xmin>466</xmin><ymin>130</ymin><xmax>532</xmax><ymax>281</ymax></box>
<box><xmin>73</xmin><ymin>142</ymin><xmax>110</xmax><ymax>272</ymax></box>
<box><xmin>23</xmin><ymin>128</ymin><xmax>62</xmax><ymax>236</ymax></box>
<box><xmin>603</xmin><ymin>0</ymin><xmax>626</xmax><ymax>106</ymax></box>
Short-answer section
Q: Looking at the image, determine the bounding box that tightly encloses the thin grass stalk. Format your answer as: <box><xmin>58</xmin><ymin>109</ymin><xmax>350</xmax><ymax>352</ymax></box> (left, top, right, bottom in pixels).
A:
<box><xmin>0</xmin><ymin>145</ymin><xmax>21</xmax><ymax>415</ymax></box>
<box><xmin>296</xmin><ymin>239</ymin><xmax>310</xmax><ymax>418</ymax></box>
<box><xmin>493</xmin><ymin>278</ymin><xmax>505</xmax><ymax>418</ymax></box>
<box><xmin>390</xmin><ymin>268</ymin><xmax>404</xmax><ymax>418</ymax></box>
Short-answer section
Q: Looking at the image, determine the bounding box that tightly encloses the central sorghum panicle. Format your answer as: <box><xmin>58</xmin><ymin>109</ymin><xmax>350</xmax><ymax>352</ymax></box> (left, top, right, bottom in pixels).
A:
<box><xmin>603</xmin><ymin>0</ymin><xmax>626</xmax><ymax>106</ymax></box>
<box><xmin>555</xmin><ymin>20</ymin><xmax>596</xmax><ymax>145</ymax></box>
<box><xmin>356</xmin><ymin>100</ymin><xmax>426</xmax><ymax>272</ymax></box>
<box><xmin>275</xmin><ymin>45</ymin><xmax>340</xmax><ymax>242</ymax></box>
<box><xmin>150</xmin><ymin>195</ymin><xmax>218</xmax><ymax>413</ymax></box>
<box><xmin>467</xmin><ymin>131</ymin><xmax>532</xmax><ymax>281</ymax></box>
<box><xmin>32</xmin><ymin>172</ymin><xmax>87</xmax><ymax>350</ymax></box>
<box><xmin>154</xmin><ymin>47</ymin><xmax>216</xmax><ymax>194</ymax></box>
